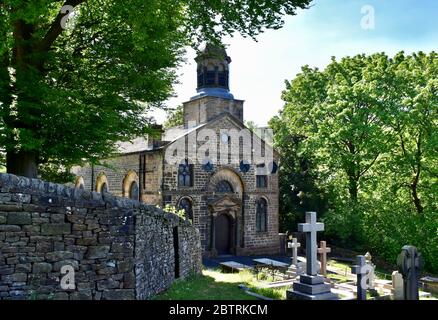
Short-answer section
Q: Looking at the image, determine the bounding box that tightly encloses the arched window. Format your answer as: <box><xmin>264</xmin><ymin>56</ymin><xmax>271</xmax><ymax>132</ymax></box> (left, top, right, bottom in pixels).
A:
<box><xmin>215</xmin><ymin>180</ymin><xmax>233</xmax><ymax>193</ymax></box>
<box><xmin>178</xmin><ymin>198</ymin><xmax>193</xmax><ymax>221</ymax></box>
<box><xmin>96</xmin><ymin>173</ymin><xmax>109</xmax><ymax>193</ymax></box>
<box><xmin>178</xmin><ymin>159</ymin><xmax>193</xmax><ymax>187</ymax></box>
<box><xmin>75</xmin><ymin>176</ymin><xmax>85</xmax><ymax>190</ymax></box>
<box><xmin>256</xmin><ymin>198</ymin><xmax>268</xmax><ymax>232</ymax></box>
<box><xmin>100</xmin><ymin>183</ymin><xmax>108</xmax><ymax>193</ymax></box>
<box><xmin>129</xmin><ymin>181</ymin><xmax>139</xmax><ymax>200</ymax></box>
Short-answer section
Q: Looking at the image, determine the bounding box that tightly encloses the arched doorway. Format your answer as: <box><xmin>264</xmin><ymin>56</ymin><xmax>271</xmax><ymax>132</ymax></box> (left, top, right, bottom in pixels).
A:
<box><xmin>215</xmin><ymin>213</ymin><xmax>231</xmax><ymax>255</ymax></box>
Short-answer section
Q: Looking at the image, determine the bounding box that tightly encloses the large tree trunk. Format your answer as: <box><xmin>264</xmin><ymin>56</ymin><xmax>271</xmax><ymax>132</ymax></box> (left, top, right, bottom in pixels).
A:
<box><xmin>411</xmin><ymin>174</ymin><xmax>424</xmax><ymax>214</ymax></box>
<box><xmin>6</xmin><ymin>150</ymin><xmax>38</xmax><ymax>178</ymax></box>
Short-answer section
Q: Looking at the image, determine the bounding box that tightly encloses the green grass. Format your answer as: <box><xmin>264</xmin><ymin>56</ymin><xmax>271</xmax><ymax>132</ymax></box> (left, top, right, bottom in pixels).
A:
<box><xmin>154</xmin><ymin>269</ymin><xmax>289</xmax><ymax>300</ymax></box>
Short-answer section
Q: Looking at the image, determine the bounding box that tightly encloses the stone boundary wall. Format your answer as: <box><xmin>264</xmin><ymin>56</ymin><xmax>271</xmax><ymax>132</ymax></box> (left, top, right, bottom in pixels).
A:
<box><xmin>0</xmin><ymin>173</ymin><xmax>202</xmax><ymax>300</ymax></box>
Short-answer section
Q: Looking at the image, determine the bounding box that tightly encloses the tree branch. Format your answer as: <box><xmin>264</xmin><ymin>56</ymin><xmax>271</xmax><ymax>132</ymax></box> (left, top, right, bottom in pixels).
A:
<box><xmin>35</xmin><ymin>0</ymin><xmax>86</xmax><ymax>53</ymax></box>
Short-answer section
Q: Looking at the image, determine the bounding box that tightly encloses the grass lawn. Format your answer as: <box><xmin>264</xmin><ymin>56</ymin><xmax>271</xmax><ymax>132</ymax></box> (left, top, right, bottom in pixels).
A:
<box><xmin>154</xmin><ymin>269</ymin><xmax>288</xmax><ymax>300</ymax></box>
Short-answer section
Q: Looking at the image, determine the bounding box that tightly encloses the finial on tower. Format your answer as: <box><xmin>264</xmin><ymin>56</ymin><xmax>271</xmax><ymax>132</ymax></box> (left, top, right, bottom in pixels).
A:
<box><xmin>192</xmin><ymin>42</ymin><xmax>234</xmax><ymax>100</ymax></box>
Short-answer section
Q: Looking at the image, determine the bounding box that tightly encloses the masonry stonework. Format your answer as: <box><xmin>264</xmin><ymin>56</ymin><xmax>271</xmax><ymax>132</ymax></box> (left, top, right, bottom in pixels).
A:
<box><xmin>71</xmin><ymin>43</ymin><xmax>280</xmax><ymax>258</ymax></box>
<box><xmin>0</xmin><ymin>173</ymin><xmax>202</xmax><ymax>300</ymax></box>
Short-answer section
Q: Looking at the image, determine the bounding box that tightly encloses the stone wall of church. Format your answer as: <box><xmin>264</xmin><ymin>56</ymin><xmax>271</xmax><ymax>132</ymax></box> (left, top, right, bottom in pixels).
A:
<box><xmin>0</xmin><ymin>173</ymin><xmax>202</xmax><ymax>300</ymax></box>
<box><xmin>72</xmin><ymin>153</ymin><xmax>140</xmax><ymax>198</ymax></box>
<box><xmin>72</xmin><ymin>152</ymin><xmax>163</xmax><ymax>206</ymax></box>
<box><xmin>162</xmin><ymin>116</ymin><xmax>280</xmax><ymax>256</ymax></box>
<box><xmin>184</xmin><ymin>96</ymin><xmax>244</xmax><ymax>126</ymax></box>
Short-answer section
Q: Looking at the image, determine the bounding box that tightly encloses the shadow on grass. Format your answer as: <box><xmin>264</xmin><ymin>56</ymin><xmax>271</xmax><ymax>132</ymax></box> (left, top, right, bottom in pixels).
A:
<box><xmin>153</xmin><ymin>269</ymin><xmax>290</xmax><ymax>300</ymax></box>
<box><xmin>153</xmin><ymin>272</ymin><xmax>258</xmax><ymax>300</ymax></box>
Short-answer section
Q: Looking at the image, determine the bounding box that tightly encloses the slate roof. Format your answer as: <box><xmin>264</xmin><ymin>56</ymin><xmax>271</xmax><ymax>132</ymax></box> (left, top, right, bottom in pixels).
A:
<box><xmin>115</xmin><ymin>112</ymin><xmax>276</xmax><ymax>156</ymax></box>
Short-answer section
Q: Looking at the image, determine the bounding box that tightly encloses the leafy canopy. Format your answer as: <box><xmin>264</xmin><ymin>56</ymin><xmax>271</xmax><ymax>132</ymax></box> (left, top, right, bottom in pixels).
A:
<box><xmin>0</xmin><ymin>0</ymin><xmax>311</xmax><ymax>175</ymax></box>
<box><xmin>273</xmin><ymin>51</ymin><xmax>438</xmax><ymax>271</ymax></box>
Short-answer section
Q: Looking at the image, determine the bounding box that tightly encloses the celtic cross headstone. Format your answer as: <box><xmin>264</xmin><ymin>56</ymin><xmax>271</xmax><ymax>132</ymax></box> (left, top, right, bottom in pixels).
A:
<box><xmin>397</xmin><ymin>245</ymin><xmax>423</xmax><ymax>300</ymax></box>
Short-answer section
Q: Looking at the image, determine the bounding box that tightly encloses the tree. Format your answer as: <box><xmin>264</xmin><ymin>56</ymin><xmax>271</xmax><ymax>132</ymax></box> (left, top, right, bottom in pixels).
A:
<box><xmin>269</xmin><ymin>115</ymin><xmax>328</xmax><ymax>233</ymax></box>
<box><xmin>163</xmin><ymin>105</ymin><xmax>184</xmax><ymax>129</ymax></box>
<box><xmin>0</xmin><ymin>0</ymin><xmax>311</xmax><ymax>178</ymax></box>
<box><xmin>274</xmin><ymin>51</ymin><xmax>438</xmax><ymax>271</ymax></box>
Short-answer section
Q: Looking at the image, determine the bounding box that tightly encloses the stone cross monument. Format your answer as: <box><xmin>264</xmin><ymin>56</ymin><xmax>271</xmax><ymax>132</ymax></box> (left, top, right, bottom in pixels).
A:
<box><xmin>286</xmin><ymin>212</ymin><xmax>338</xmax><ymax>300</ymax></box>
<box><xmin>317</xmin><ymin>241</ymin><xmax>331</xmax><ymax>276</ymax></box>
<box><xmin>298</xmin><ymin>212</ymin><xmax>324</xmax><ymax>276</ymax></box>
<box><xmin>351</xmin><ymin>255</ymin><xmax>367</xmax><ymax>300</ymax></box>
<box><xmin>290</xmin><ymin>238</ymin><xmax>301</xmax><ymax>266</ymax></box>
<box><xmin>397</xmin><ymin>245</ymin><xmax>423</xmax><ymax>300</ymax></box>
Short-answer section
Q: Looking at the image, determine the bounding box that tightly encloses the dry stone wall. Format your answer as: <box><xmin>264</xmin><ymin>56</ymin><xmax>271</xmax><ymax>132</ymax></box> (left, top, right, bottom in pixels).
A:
<box><xmin>0</xmin><ymin>173</ymin><xmax>202</xmax><ymax>300</ymax></box>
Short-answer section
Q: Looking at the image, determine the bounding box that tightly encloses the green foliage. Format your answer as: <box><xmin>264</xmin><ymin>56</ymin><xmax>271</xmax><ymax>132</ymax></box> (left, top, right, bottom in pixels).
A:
<box><xmin>274</xmin><ymin>51</ymin><xmax>438</xmax><ymax>273</ymax></box>
<box><xmin>0</xmin><ymin>0</ymin><xmax>311</xmax><ymax>176</ymax></box>
<box><xmin>38</xmin><ymin>163</ymin><xmax>75</xmax><ymax>184</ymax></box>
<box><xmin>163</xmin><ymin>105</ymin><xmax>184</xmax><ymax>129</ymax></box>
<box><xmin>162</xmin><ymin>204</ymin><xmax>187</xmax><ymax>220</ymax></box>
<box><xmin>155</xmin><ymin>269</ymin><xmax>287</xmax><ymax>300</ymax></box>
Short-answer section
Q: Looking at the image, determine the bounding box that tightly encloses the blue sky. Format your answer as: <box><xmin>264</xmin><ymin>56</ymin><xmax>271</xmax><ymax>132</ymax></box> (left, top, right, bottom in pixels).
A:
<box><xmin>153</xmin><ymin>0</ymin><xmax>438</xmax><ymax>126</ymax></box>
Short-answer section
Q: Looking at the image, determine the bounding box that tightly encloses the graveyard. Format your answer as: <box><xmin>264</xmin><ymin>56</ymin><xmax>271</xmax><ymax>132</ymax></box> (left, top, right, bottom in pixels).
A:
<box><xmin>156</xmin><ymin>212</ymin><xmax>438</xmax><ymax>301</ymax></box>
<box><xmin>0</xmin><ymin>0</ymin><xmax>436</xmax><ymax>306</ymax></box>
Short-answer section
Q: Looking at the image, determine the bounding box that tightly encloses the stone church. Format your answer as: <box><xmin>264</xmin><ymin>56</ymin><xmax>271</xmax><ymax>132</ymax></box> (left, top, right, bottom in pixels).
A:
<box><xmin>73</xmin><ymin>44</ymin><xmax>280</xmax><ymax>257</ymax></box>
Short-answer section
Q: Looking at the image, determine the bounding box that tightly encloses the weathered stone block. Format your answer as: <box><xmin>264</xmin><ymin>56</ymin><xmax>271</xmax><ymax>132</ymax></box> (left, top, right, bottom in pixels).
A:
<box><xmin>46</xmin><ymin>251</ymin><xmax>74</xmax><ymax>262</ymax></box>
<box><xmin>7</xmin><ymin>212</ymin><xmax>31</xmax><ymax>225</ymax></box>
<box><xmin>70</xmin><ymin>290</ymin><xmax>92</xmax><ymax>300</ymax></box>
<box><xmin>0</xmin><ymin>266</ymin><xmax>14</xmax><ymax>275</ymax></box>
<box><xmin>76</xmin><ymin>237</ymin><xmax>97</xmax><ymax>246</ymax></box>
<box><xmin>117</xmin><ymin>259</ymin><xmax>134</xmax><ymax>273</ymax></box>
<box><xmin>52</xmin><ymin>292</ymin><xmax>69</xmax><ymax>300</ymax></box>
<box><xmin>3</xmin><ymin>273</ymin><xmax>27</xmax><ymax>283</ymax></box>
<box><xmin>0</xmin><ymin>225</ymin><xmax>21</xmax><ymax>232</ymax></box>
<box><xmin>0</xmin><ymin>204</ymin><xmax>23</xmax><ymax>212</ymax></box>
<box><xmin>123</xmin><ymin>272</ymin><xmax>135</xmax><ymax>289</ymax></box>
<box><xmin>33</xmin><ymin>262</ymin><xmax>53</xmax><ymax>274</ymax></box>
<box><xmin>97</xmin><ymin>279</ymin><xmax>120</xmax><ymax>290</ymax></box>
<box><xmin>41</xmin><ymin>224</ymin><xmax>71</xmax><ymax>236</ymax></box>
<box><xmin>36</xmin><ymin>241</ymin><xmax>53</xmax><ymax>253</ymax></box>
<box><xmin>15</xmin><ymin>263</ymin><xmax>32</xmax><ymax>273</ymax></box>
<box><xmin>102</xmin><ymin>289</ymin><xmax>135</xmax><ymax>300</ymax></box>
<box><xmin>11</xmin><ymin>193</ymin><xmax>31</xmax><ymax>203</ymax></box>
<box><xmin>53</xmin><ymin>260</ymin><xmax>79</xmax><ymax>272</ymax></box>
<box><xmin>50</xmin><ymin>214</ymin><xmax>66</xmax><ymax>223</ymax></box>
<box><xmin>85</xmin><ymin>246</ymin><xmax>110</xmax><ymax>259</ymax></box>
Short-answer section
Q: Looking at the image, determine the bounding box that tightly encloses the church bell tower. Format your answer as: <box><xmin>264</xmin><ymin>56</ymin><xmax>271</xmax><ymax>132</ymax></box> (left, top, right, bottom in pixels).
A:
<box><xmin>183</xmin><ymin>43</ymin><xmax>244</xmax><ymax>128</ymax></box>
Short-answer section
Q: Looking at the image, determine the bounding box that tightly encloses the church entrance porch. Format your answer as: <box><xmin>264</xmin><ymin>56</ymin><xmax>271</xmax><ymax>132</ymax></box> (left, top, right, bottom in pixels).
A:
<box><xmin>208</xmin><ymin>195</ymin><xmax>243</xmax><ymax>257</ymax></box>
<box><xmin>214</xmin><ymin>213</ymin><xmax>233</xmax><ymax>255</ymax></box>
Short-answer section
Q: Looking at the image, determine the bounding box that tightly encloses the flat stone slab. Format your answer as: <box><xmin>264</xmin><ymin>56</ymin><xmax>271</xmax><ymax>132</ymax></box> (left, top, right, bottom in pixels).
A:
<box><xmin>299</xmin><ymin>275</ymin><xmax>325</xmax><ymax>285</ymax></box>
<box><xmin>286</xmin><ymin>289</ymin><xmax>339</xmax><ymax>300</ymax></box>
<box><xmin>253</xmin><ymin>259</ymin><xmax>289</xmax><ymax>268</ymax></box>
<box><xmin>220</xmin><ymin>261</ymin><xmax>250</xmax><ymax>272</ymax></box>
<box><xmin>293</xmin><ymin>282</ymin><xmax>332</xmax><ymax>295</ymax></box>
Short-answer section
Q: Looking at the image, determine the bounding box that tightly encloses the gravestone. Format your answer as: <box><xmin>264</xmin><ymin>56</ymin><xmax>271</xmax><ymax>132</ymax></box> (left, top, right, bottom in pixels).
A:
<box><xmin>351</xmin><ymin>255</ymin><xmax>367</xmax><ymax>300</ymax></box>
<box><xmin>317</xmin><ymin>241</ymin><xmax>331</xmax><ymax>276</ymax></box>
<box><xmin>392</xmin><ymin>271</ymin><xmax>404</xmax><ymax>300</ymax></box>
<box><xmin>364</xmin><ymin>252</ymin><xmax>376</xmax><ymax>289</ymax></box>
<box><xmin>286</xmin><ymin>212</ymin><xmax>338</xmax><ymax>300</ymax></box>
<box><xmin>289</xmin><ymin>238</ymin><xmax>301</xmax><ymax>266</ymax></box>
<box><xmin>397</xmin><ymin>245</ymin><xmax>423</xmax><ymax>300</ymax></box>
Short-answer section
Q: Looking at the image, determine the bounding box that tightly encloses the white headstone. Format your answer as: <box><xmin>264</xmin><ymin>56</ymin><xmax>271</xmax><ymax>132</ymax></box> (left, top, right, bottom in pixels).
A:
<box><xmin>364</xmin><ymin>252</ymin><xmax>376</xmax><ymax>289</ymax></box>
<box><xmin>392</xmin><ymin>271</ymin><xmax>404</xmax><ymax>300</ymax></box>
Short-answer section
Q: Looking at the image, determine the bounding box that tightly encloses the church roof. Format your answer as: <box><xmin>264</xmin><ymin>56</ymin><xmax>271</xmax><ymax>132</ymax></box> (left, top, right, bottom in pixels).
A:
<box><xmin>116</xmin><ymin>137</ymin><xmax>152</xmax><ymax>154</ymax></box>
<box><xmin>116</xmin><ymin>112</ymin><xmax>277</xmax><ymax>157</ymax></box>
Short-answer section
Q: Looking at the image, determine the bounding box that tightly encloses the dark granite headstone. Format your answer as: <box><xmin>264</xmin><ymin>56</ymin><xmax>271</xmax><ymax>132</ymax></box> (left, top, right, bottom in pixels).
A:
<box><xmin>397</xmin><ymin>245</ymin><xmax>423</xmax><ymax>300</ymax></box>
<box><xmin>351</xmin><ymin>255</ymin><xmax>367</xmax><ymax>300</ymax></box>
